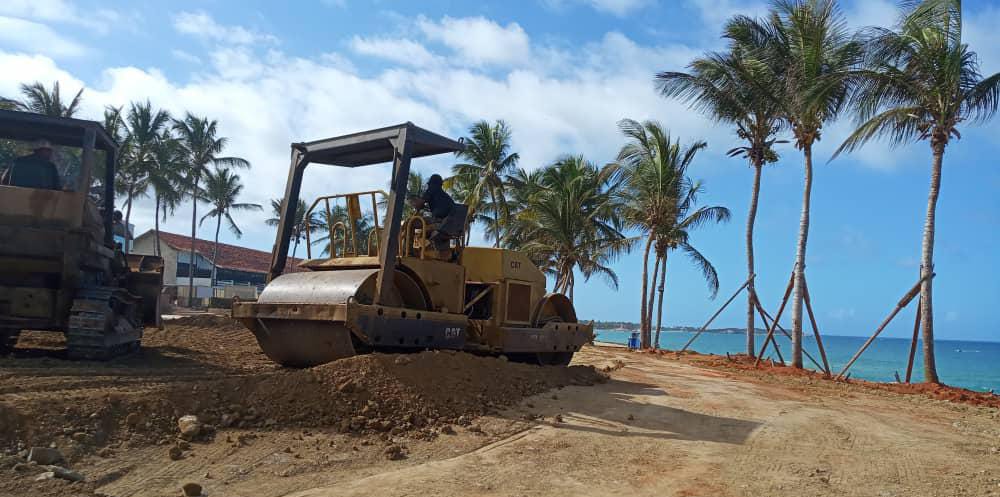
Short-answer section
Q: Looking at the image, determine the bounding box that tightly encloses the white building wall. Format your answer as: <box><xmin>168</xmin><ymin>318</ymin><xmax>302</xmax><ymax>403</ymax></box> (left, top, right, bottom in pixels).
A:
<box><xmin>132</xmin><ymin>234</ymin><xmax>180</xmax><ymax>286</ymax></box>
<box><xmin>131</xmin><ymin>233</ymin><xmax>211</xmax><ymax>288</ymax></box>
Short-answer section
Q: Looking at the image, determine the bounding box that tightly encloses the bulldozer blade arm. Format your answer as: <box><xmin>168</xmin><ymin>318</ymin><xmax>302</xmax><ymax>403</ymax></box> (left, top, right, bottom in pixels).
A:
<box><xmin>244</xmin><ymin>319</ymin><xmax>356</xmax><ymax>368</ymax></box>
<box><xmin>125</xmin><ymin>254</ymin><xmax>164</xmax><ymax>328</ymax></box>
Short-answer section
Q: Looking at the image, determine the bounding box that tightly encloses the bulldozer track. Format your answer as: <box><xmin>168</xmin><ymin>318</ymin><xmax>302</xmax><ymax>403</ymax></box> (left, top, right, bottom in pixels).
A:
<box><xmin>66</xmin><ymin>286</ymin><xmax>143</xmax><ymax>361</ymax></box>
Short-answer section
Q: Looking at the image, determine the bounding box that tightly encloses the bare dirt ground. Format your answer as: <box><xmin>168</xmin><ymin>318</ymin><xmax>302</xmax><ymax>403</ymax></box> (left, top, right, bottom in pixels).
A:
<box><xmin>1</xmin><ymin>318</ymin><xmax>998</xmax><ymax>497</ymax></box>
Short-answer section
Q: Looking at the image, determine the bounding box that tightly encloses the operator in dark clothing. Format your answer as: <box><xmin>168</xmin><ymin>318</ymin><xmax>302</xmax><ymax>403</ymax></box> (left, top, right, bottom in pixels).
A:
<box><xmin>416</xmin><ymin>174</ymin><xmax>455</xmax><ymax>219</ymax></box>
<box><xmin>409</xmin><ymin>174</ymin><xmax>460</xmax><ymax>250</ymax></box>
<box><xmin>0</xmin><ymin>139</ymin><xmax>62</xmax><ymax>190</ymax></box>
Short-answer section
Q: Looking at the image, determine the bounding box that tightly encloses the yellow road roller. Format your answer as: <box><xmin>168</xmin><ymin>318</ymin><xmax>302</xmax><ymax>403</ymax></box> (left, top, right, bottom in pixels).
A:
<box><xmin>232</xmin><ymin>123</ymin><xmax>593</xmax><ymax>367</ymax></box>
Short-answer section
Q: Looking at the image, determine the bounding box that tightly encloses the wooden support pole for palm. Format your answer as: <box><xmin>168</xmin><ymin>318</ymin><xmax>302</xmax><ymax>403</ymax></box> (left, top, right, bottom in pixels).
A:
<box><xmin>753</xmin><ymin>297</ymin><xmax>828</xmax><ymax>370</ymax></box>
<box><xmin>836</xmin><ymin>273</ymin><xmax>934</xmax><ymax>381</ymax></box>
<box><xmin>751</xmin><ymin>295</ymin><xmax>784</xmax><ymax>364</ymax></box>
<box><xmin>802</xmin><ymin>280</ymin><xmax>832</xmax><ymax>376</ymax></box>
<box><xmin>754</xmin><ymin>271</ymin><xmax>795</xmax><ymax>368</ymax></box>
<box><xmin>679</xmin><ymin>274</ymin><xmax>754</xmax><ymax>353</ymax></box>
<box><xmin>905</xmin><ymin>298</ymin><xmax>922</xmax><ymax>384</ymax></box>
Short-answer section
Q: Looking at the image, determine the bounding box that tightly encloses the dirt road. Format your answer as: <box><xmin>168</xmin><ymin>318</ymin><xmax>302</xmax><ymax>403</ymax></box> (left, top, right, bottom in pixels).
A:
<box><xmin>2</xmin><ymin>320</ymin><xmax>998</xmax><ymax>497</ymax></box>
<box><xmin>288</xmin><ymin>347</ymin><xmax>1000</xmax><ymax>497</ymax></box>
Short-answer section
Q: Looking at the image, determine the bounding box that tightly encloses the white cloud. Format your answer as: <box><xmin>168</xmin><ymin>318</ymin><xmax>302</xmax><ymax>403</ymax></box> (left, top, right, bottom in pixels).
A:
<box><xmin>0</xmin><ymin>16</ymin><xmax>721</xmax><ymax>252</ymax></box>
<box><xmin>171</xmin><ymin>49</ymin><xmax>202</xmax><ymax>64</ymax></box>
<box><xmin>844</xmin><ymin>0</ymin><xmax>899</xmax><ymax>32</ymax></box>
<box><xmin>417</xmin><ymin>16</ymin><xmax>531</xmax><ymax>67</ymax></box>
<box><xmin>0</xmin><ymin>0</ymin><xmax>77</xmax><ymax>22</ymax></box>
<box><xmin>0</xmin><ymin>0</ymin><xmax>132</xmax><ymax>35</ymax></box>
<box><xmin>0</xmin><ymin>16</ymin><xmax>86</xmax><ymax>58</ymax></box>
<box><xmin>349</xmin><ymin>36</ymin><xmax>441</xmax><ymax>67</ymax></box>
<box><xmin>683</xmin><ymin>0</ymin><xmax>768</xmax><ymax>30</ymax></box>
<box><xmin>587</xmin><ymin>0</ymin><xmax>652</xmax><ymax>16</ymax></box>
<box><xmin>965</xmin><ymin>5</ymin><xmax>1000</xmax><ymax>76</ymax></box>
<box><xmin>173</xmin><ymin>11</ymin><xmax>278</xmax><ymax>45</ymax></box>
<box><xmin>544</xmin><ymin>0</ymin><xmax>653</xmax><ymax>17</ymax></box>
<box><xmin>0</xmin><ymin>52</ymin><xmax>83</xmax><ymax>98</ymax></box>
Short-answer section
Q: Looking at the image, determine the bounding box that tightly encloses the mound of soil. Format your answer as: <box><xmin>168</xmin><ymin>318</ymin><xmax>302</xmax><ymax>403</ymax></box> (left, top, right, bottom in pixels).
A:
<box><xmin>1</xmin><ymin>317</ymin><xmax>605</xmax><ymax>457</ymax></box>
<box><xmin>81</xmin><ymin>352</ymin><xmax>604</xmax><ymax>446</ymax></box>
<box><xmin>162</xmin><ymin>314</ymin><xmax>243</xmax><ymax>330</ymax></box>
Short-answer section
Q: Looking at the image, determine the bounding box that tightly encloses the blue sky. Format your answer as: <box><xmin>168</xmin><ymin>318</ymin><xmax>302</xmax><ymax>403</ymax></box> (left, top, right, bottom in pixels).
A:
<box><xmin>1</xmin><ymin>0</ymin><xmax>998</xmax><ymax>341</ymax></box>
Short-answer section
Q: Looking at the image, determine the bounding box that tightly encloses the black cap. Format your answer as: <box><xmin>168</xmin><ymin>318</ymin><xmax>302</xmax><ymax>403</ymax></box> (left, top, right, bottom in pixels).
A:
<box><xmin>428</xmin><ymin>174</ymin><xmax>444</xmax><ymax>186</ymax></box>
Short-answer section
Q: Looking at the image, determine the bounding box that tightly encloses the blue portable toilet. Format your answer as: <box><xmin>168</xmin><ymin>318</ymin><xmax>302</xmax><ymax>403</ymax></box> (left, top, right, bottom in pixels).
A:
<box><xmin>627</xmin><ymin>331</ymin><xmax>640</xmax><ymax>350</ymax></box>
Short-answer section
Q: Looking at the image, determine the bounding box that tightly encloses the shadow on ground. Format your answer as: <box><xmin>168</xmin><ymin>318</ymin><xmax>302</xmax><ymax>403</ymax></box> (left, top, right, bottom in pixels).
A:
<box><xmin>537</xmin><ymin>378</ymin><xmax>761</xmax><ymax>445</ymax></box>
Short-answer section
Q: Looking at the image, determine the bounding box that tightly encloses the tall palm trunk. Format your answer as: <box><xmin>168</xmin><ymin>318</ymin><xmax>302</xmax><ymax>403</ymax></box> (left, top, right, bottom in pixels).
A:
<box><xmin>646</xmin><ymin>254</ymin><xmax>661</xmax><ymax>345</ymax></box>
<box><xmin>154</xmin><ymin>195</ymin><xmax>161</xmax><ymax>257</ymax></box>
<box><xmin>653</xmin><ymin>251</ymin><xmax>668</xmax><ymax>350</ymax></box>
<box><xmin>745</xmin><ymin>163</ymin><xmax>763</xmax><ymax>357</ymax></box>
<box><xmin>212</xmin><ymin>213</ymin><xmax>222</xmax><ymax>287</ymax></box>
<box><xmin>919</xmin><ymin>141</ymin><xmax>944</xmax><ymax>384</ymax></box>
<box><xmin>489</xmin><ymin>188</ymin><xmax>501</xmax><ymax>248</ymax></box>
<box><xmin>790</xmin><ymin>144</ymin><xmax>813</xmax><ymax>369</ymax></box>
<box><xmin>187</xmin><ymin>177</ymin><xmax>198</xmax><ymax>308</ymax></box>
<box><xmin>639</xmin><ymin>233</ymin><xmax>655</xmax><ymax>348</ymax></box>
<box><xmin>124</xmin><ymin>186</ymin><xmax>135</xmax><ymax>254</ymax></box>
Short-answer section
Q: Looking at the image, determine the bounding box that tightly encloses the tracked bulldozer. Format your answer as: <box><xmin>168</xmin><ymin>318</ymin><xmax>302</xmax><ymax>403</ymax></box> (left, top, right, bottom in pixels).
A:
<box><xmin>0</xmin><ymin>110</ymin><xmax>163</xmax><ymax>359</ymax></box>
<box><xmin>233</xmin><ymin>123</ymin><xmax>593</xmax><ymax>367</ymax></box>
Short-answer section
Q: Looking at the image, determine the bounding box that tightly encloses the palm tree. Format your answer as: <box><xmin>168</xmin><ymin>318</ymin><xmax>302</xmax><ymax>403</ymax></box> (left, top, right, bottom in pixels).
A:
<box><xmin>652</xmin><ymin>180</ymin><xmax>731</xmax><ymax>348</ymax></box>
<box><xmin>517</xmin><ymin>156</ymin><xmax>630</xmax><ymax>300</ymax></box>
<box><xmin>729</xmin><ymin>0</ymin><xmax>863</xmax><ymax>367</ymax></box>
<box><xmin>173</xmin><ymin>113</ymin><xmax>250</xmax><ymax>306</ymax></box>
<box><xmin>501</xmin><ymin>167</ymin><xmax>545</xmax><ymax>250</ymax></box>
<box><xmin>117</xmin><ymin>101</ymin><xmax>171</xmax><ymax>248</ymax></box>
<box><xmin>656</xmin><ymin>34</ymin><xmax>785</xmax><ymax>357</ymax></box>
<box><xmin>17</xmin><ymin>81</ymin><xmax>83</xmax><ymax>117</ymax></box>
<box><xmin>835</xmin><ymin>0</ymin><xmax>1000</xmax><ymax>383</ymax></box>
<box><xmin>199</xmin><ymin>167</ymin><xmax>262</xmax><ymax>285</ymax></box>
<box><xmin>96</xmin><ymin>105</ymin><xmax>129</xmax><ymax>193</ymax></box>
<box><xmin>265</xmin><ymin>198</ymin><xmax>321</xmax><ymax>260</ymax></box>
<box><xmin>149</xmin><ymin>132</ymin><xmax>185</xmax><ymax>256</ymax></box>
<box><xmin>452</xmin><ymin>120</ymin><xmax>520</xmax><ymax>247</ymax></box>
<box><xmin>617</xmin><ymin>119</ymin><xmax>731</xmax><ymax>348</ymax></box>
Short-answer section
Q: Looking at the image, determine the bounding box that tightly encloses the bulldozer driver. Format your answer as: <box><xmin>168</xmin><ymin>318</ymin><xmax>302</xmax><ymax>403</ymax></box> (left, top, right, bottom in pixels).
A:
<box><xmin>0</xmin><ymin>139</ymin><xmax>63</xmax><ymax>190</ymax></box>
<box><xmin>408</xmin><ymin>173</ymin><xmax>461</xmax><ymax>250</ymax></box>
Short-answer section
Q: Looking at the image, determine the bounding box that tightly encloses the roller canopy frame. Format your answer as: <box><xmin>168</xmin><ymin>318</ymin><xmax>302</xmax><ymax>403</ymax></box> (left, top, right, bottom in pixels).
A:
<box><xmin>268</xmin><ymin>122</ymin><xmax>464</xmax><ymax>306</ymax></box>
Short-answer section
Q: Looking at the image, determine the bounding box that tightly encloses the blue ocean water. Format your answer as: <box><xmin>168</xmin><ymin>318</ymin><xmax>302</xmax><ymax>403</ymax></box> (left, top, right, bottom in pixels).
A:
<box><xmin>595</xmin><ymin>329</ymin><xmax>1000</xmax><ymax>393</ymax></box>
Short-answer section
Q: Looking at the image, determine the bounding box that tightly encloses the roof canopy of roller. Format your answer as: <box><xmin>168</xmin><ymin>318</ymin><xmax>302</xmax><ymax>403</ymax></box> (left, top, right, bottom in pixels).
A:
<box><xmin>294</xmin><ymin>122</ymin><xmax>464</xmax><ymax>167</ymax></box>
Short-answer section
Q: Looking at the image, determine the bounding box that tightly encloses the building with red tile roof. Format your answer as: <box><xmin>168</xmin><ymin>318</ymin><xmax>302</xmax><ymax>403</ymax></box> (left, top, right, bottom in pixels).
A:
<box><xmin>131</xmin><ymin>230</ymin><xmax>304</xmax><ymax>298</ymax></box>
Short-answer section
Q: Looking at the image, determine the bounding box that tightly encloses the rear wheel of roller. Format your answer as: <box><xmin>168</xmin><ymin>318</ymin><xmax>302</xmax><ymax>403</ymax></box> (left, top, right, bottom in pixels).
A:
<box><xmin>529</xmin><ymin>313</ymin><xmax>575</xmax><ymax>367</ymax></box>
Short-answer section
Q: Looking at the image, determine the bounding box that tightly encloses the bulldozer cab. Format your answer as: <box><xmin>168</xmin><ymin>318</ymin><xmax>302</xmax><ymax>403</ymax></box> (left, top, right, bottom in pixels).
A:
<box><xmin>0</xmin><ymin>110</ymin><xmax>163</xmax><ymax>358</ymax></box>
<box><xmin>0</xmin><ymin>109</ymin><xmax>117</xmax><ymax>247</ymax></box>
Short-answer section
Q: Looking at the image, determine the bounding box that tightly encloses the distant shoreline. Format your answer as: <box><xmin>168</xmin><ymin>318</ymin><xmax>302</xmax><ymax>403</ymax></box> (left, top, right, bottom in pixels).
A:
<box><xmin>594</xmin><ymin>326</ymin><xmax>769</xmax><ymax>335</ymax></box>
<box><xmin>594</xmin><ymin>328</ymin><xmax>1000</xmax><ymax>345</ymax></box>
